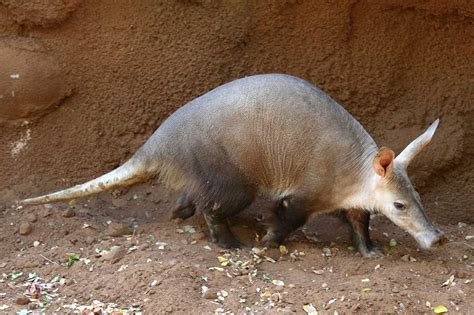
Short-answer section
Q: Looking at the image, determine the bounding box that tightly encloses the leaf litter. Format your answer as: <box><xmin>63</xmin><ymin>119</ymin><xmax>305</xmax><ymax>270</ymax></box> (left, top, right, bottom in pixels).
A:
<box><xmin>6</xmin><ymin>269</ymin><xmax>143</xmax><ymax>314</ymax></box>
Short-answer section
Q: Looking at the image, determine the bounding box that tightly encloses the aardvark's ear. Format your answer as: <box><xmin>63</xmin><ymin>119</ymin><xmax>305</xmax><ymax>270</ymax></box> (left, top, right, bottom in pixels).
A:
<box><xmin>373</xmin><ymin>147</ymin><xmax>395</xmax><ymax>177</ymax></box>
<box><xmin>395</xmin><ymin>119</ymin><xmax>440</xmax><ymax>168</ymax></box>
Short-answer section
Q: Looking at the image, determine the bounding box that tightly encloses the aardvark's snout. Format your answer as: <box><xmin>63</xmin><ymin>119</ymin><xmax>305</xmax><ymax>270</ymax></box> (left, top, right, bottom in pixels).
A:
<box><xmin>415</xmin><ymin>227</ymin><xmax>447</xmax><ymax>249</ymax></box>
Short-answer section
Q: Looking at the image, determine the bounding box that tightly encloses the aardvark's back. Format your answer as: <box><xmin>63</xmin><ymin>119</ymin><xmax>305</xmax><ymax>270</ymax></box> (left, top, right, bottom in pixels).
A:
<box><xmin>140</xmin><ymin>73</ymin><xmax>376</xmax><ymax>203</ymax></box>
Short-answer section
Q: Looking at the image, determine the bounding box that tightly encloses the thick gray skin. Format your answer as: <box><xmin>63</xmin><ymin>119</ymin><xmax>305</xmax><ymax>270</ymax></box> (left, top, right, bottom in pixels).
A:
<box><xmin>21</xmin><ymin>74</ymin><xmax>444</xmax><ymax>255</ymax></box>
<box><xmin>139</xmin><ymin>74</ymin><xmax>379</xmax><ymax>249</ymax></box>
<box><xmin>136</xmin><ymin>74</ymin><xmax>441</xmax><ymax>253</ymax></box>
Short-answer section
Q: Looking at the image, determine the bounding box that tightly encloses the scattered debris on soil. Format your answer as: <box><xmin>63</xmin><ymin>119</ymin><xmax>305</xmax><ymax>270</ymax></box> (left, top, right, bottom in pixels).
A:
<box><xmin>1</xmin><ymin>188</ymin><xmax>473</xmax><ymax>313</ymax></box>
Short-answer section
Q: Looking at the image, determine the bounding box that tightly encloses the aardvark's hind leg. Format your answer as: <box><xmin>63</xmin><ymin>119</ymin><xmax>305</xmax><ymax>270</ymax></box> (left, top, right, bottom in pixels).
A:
<box><xmin>261</xmin><ymin>196</ymin><xmax>309</xmax><ymax>247</ymax></box>
<box><xmin>199</xmin><ymin>189</ymin><xmax>255</xmax><ymax>249</ymax></box>
<box><xmin>203</xmin><ymin>211</ymin><xmax>242</xmax><ymax>249</ymax></box>
<box><xmin>171</xmin><ymin>192</ymin><xmax>196</xmax><ymax>220</ymax></box>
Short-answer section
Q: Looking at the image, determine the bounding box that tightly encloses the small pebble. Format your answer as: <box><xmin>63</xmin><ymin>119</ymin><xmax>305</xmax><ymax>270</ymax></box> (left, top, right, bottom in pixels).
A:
<box><xmin>19</xmin><ymin>222</ymin><xmax>32</xmax><ymax>235</ymax></box>
<box><xmin>85</xmin><ymin>236</ymin><xmax>95</xmax><ymax>245</ymax></box>
<box><xmin>274</xmin><ymin>286</ymin><xmax>284</xmax><ymax>292</ymax></box>
<box><xmin>25</xmin><ymin>213</ymin><xmax>37</xmax><ymax>223</ymax></box>
<box><xmin>15</xmin><ymin>296</ymin><xmax>30</xmax><ymax>305</ymax></box>
<box><xmin>111</xmin><ymin>198</ymin><xmax>127</xmax><ymax>208</ymax></box>
<box><xmin>173</xmin><ymin>218</ymin><xmax>184</xmax><ymax>224</ymax></box>
<box><xmin>323</xmin><ymin>247</ymin><xmax>332</xmax><ymax>257</ymax></box>
<box><xmin>203</xmin><ymin>288</ymin><xmax>219</xmax><ymax>299</ymax></box>
<box><xmin>41</xmin><ymin>208</ymin><xmax>53</xmax><ymax>217</ymax></box>
<box><xmin>102</xmin><ymin>246</ymin><xmax>126</xmax><ymax>264</ymax></box>
<box><xmin>28</xmin><ymin>303</ymin><xmax>39</xmax><ymax>310</ymax></box>
<box><xmin>271</xmin><ymin>293</ymin><xmax>281</xmax><ymax>302</ymax></box>
<box><xmin>94</xmin><ymin>283</ymin><xmax>104</xmax><ymax>290</ymax></box>
<box><xmin>62</xmin><ymin>208</ymin><xmax>76</xmax><ymax>218</ymax></box>
<box><xmin>191</xmin><ymin>232</ymin><xmax>207</xmax><ymax>241</ymax></box>
<box><xmin>351</xmin><ymin>303</ymin><xmax>361</xmax><ymax>311</ymax></box>
<box><xmin>106</xmin><ymin>223</ymin><xmax>132</xmax><ymax>237</ymax></box>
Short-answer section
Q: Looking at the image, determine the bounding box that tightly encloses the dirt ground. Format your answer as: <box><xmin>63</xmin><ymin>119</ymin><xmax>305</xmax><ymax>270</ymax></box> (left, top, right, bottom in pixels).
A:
<box><xmin>0</xmin><ymin>184</ymin><xmax>473</xmax><ymax>314</ymax></box>
<box><xmin>0</xmin><ymin>1</ymin><xmax>473</xmax><ymax>314</ymax></box>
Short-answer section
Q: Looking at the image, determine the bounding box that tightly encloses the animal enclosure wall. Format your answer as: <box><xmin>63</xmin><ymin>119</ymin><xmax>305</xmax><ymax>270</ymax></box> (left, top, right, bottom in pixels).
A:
<box><xmin>0</xmin><ymin>0</ymin><xmax>472</xmax><ymax>222</ymax></box>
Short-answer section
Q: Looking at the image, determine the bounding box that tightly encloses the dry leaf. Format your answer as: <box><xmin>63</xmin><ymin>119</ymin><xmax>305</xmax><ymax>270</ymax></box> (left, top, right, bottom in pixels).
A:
<box><xmin>303</xmin><ymin>303</ymin><xmax>318</xmax><ymax>315</ymax></box>
<box><xmin>327</xmin><ymin>298</ymin><xmax>336</xmax><ymax>305</ymax></box>
<box><xmin>441</xmin><ymin>275</ymin><xmax>455</xmax><ymax>287</ymax></box>
<box><xmin>265</xmin><ymin>256</ymin><xmax>276</xmax><ymax>263</ymax></box>
<box><xmin>182</xmin><ymin>225</ymin><xmax>196</xmax><ymax>233</ymax></box>
<box><xmin>433</xmin><ymin>305</ymin><xmax>448</xmax><ymax>313</ymax></box>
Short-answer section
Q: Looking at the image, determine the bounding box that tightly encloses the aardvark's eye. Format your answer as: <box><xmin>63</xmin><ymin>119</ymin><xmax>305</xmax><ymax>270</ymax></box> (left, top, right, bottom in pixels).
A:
<box><xmin>394</xmin><ymin>201</ymin><xmax>406</xmax><ymax>211</ymax></box>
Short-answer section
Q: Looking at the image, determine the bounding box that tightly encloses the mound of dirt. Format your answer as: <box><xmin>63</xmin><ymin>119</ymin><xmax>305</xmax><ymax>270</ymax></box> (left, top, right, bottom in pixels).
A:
<box><xmin>0</xmin><ymin>37</ymin><xmax>71</xmax><ymax>122</ymax></box>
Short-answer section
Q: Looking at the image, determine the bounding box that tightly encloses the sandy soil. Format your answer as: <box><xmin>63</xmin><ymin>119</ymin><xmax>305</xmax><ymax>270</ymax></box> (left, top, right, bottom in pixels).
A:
<box><xmin>1</xmin><ymin>183</ymin><xmax>473</xmax><ymax>314</ymax></box>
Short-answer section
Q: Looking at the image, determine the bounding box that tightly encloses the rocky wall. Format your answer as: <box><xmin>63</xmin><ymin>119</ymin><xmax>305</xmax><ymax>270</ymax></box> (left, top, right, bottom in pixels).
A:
<box><xmin>0</xmin><ymin>0</ymin><xmax>472</xmax><ymax>221</ymax></box>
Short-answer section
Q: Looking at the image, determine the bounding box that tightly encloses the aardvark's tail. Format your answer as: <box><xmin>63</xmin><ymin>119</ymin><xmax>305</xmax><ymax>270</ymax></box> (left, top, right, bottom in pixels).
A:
<box><xmin>20</xmin><ymin>158</ymin><xmax>151</xmax><ymax>206</ymax></box>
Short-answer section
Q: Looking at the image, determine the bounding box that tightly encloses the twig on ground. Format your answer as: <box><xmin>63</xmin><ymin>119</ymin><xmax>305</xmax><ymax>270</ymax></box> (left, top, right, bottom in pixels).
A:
<box><xmin>40</xmin><ymin>254</ymin><xmax>61</xmax><ymax>266</ymax></box>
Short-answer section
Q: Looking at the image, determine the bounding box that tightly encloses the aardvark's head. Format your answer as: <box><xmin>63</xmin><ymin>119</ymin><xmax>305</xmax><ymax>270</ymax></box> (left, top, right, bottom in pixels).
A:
<box><xmin>371</xmin><ymin>119</ymin><xmax>446</xmax><ymax>249</ymax></box>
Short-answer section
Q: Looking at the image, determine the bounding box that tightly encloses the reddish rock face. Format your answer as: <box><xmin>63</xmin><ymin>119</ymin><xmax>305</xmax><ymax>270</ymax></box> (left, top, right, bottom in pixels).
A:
<box><xmin>0</xmin><ymin>1</ymin><xmax>471</xmax><ymax>223</ymax></box>
<box><xmin>0</xmin><ymin>0</ymin><xmax>82</xmax><ymax>28</ymax></box>
<box><xmin>0</xmin><ymin>38</ymin><xmax>71</xmax><ymax>121</ymax></box>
